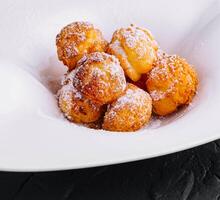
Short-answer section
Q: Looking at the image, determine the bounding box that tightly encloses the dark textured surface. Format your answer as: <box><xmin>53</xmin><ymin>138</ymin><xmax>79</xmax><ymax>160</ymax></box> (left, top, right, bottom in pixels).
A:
<box><xmin>1</xmin><ymin>140</ymin><xmax>220</xmax><ymax>200</ymax></box>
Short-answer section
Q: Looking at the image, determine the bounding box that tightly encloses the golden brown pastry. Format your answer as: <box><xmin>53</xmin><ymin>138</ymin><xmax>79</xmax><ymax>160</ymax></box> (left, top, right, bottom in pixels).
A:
<box><xmin>107</xmin><ymin>24</ymin><xmax>158</xmax><ymax>81</ymax></box>
<box><xmin>58</xmin><ymin>83</ymin><xmax>103</xmax><ymax>123</ymax></box>
<box><xmin>72</xmin><ymin>52</ymin><xmax>126</xmax><ymax>105</ymax></box>
<box><xmin>102</xmin><ymin>83</ymin><xmax>152</xmax><ymax>132</ymax></box>
<box><xmin>146</xmin><ymin>51</ymin><xmax>198</xmax><ymax>116</ymax></box>
<box><xmin>56</xmin><ymin>21</ymin><xmax>107</xmax><ymax>70</ymax></box>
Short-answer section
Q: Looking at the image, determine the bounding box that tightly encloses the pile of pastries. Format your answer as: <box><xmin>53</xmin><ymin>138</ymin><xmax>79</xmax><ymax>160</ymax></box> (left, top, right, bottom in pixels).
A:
<box><xmin>56</xmin><ymin>21</ymin><xmax>198</xmax><ymax>132</ymax></box>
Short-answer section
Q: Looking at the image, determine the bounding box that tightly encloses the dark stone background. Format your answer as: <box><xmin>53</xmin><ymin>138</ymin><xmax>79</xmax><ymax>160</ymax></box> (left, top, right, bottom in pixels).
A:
<box><xmin>1</xmin><ymin>140</ymin><xmax>220</xmax><ymax>200</ymax></box>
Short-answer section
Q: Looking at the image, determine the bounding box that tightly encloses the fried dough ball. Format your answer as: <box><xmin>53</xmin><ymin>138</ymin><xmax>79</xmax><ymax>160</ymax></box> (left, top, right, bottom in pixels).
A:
<box><xmin>72</xmin><ymin>52</ymin><xmax>126</xmax><ymax>105</ymax></box>
<box><xmin>107</xmin><ymin>24</ymin><xmax>158</xmax><ymax>82</ymax></box>
<box><xmin>56</xmin><ymin>21</ymin><xmax>107</xmax><ymax>70</ymax></box>
<box><xmin>58</xmin><ymin>83</ymin><xmax>103</xmax><ymax>123</ymax></box>
<box><xmin>102</xmin><ymin>83</ymin><xmax>152</xmax><ymax>132</ymax></box>
<box><xmin>146</xmin><ymin>52</ymin><xmax>198</xmax><ymax>116</ymax></box>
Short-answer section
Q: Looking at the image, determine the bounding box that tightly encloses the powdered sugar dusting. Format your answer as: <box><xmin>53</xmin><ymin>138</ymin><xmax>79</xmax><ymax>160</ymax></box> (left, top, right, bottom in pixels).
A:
<box><xmin>148</xmin><ymin>118</ymin><xmax>163</xmax><ymax>129</ymax></box>
<box><xmin>122</xmin><ymin>25</ymin><xmax>148</xmax><ymax>49</ymax></box>
<box><xmin>109</xmin><ymin>40</ymin><xmax>127</xmax><ymax>57</ymax></box>
<box><xmin>148</xmin><ymin>52</ymin><xmax>184</xmax><ymax>101</ymax></box>
<box><xmin>114</xmin><ymin>88</ymin><xmax>146</xmax><ymax>109</ymax></box>
<box><xmin>109</xmin><ymin>24</ymin><xmax>156</xmax><ymax>62</ymax></box>
<box><xmin>56</xmin><ymin>21</ymin><xmax>93</xmax><ymax>61</ymax></box>
<box><xmin>102</xmin><ymin>84</ymin><xmax>153</xmax><ymax>131</ymax></box>
<box><xmin>150</xmin><ymin>90</ymin><xmax>166</xmax><ymax>101</ymax></box>
<box><xmin>57</xmin><ymin>82</ymin><xmax>101</xmax><ymax>121</ymax></box>
<box><xmin>106</xmin><ymin>85</ymin><xmax>151</xmax><ymax>123</ymax></box>
<box><xmin>58</xmin><ymin>83</ymin><xmax>83</xmax><ymax>106</ymax></box>
<box><xmin>56</xmin><ymin>21</ymin><xmax>92</xmax><ymax>43</ymax></box>
<box><xmin>57</xmin><ymin>83</ymin><xmax>83</xmax><ymax>119</ymax></box>
<box><xmin>65</xmin><ymin>44</ymin><xmax>79</xmax><ymax>58</ymax></box>
<box><xmin>73</xmin><ymin>52</ymin><xmax>126</xmax><ymax>96</ymax></box>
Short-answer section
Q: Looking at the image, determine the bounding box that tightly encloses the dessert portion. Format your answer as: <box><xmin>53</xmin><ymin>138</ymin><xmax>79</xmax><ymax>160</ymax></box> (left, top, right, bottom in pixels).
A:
<box><xmin>146</xmin><ymin>51</ymin><xmax>198</xmax><ymax>116</ymax></box>
<box><xmin>107</xmin><ymin>24</ymin><xmax>158</xmax><ymax>82</ymax></box>
<box><xmin>102</xmin><ymin>83</ymin><xmax>152</xmax><ymax>132</ymax></box>
<box><xmin>58</xmin><ymin>83</ymin><xmax>103</xmax><ymax>123</ymax></box>
<box><xmin>55</xmin><ymin>21</ymin><xmax>199</xmax><ymax>132</ymax></box>
<box><xmin>56</xmin><ymin>21</ymin><xmax>107</xmax><ymax>71</ymax></box>
<box><xmin>72</xmin><ymin>52</ymin><xmax>126</xmax><ymax>105</ymax></box>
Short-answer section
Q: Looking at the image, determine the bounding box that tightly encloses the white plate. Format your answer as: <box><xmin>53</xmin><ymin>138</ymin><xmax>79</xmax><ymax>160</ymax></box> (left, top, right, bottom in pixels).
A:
<box><xmin>0</xmin><ymin>0</ymin><xmax>220</xmax><ymax>171</ymax></box>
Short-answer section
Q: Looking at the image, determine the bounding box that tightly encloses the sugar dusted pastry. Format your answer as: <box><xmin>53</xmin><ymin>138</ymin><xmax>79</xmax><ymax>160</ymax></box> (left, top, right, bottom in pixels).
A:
<box><xmin>56</xmin><ymin>21</ymin><xmax>107</xmax><ymax>70</ymax></box>
<box><xmin>72</xmin><ymin>52</ymin><xmax>126</xmax><ymax>105</ymax></box>
<box><xmin>107</xmin><ymin>24</ymin><xmax>158</xmax><ymax>81</ymax></box>
<box><xmin>58</xmin><ymin>83</ymin><xmax>103</xmax><ymax>123</ymax></box>
<box><xmin>146</xmin><ymin>51</ymin><xmax>198</xmax><ymax>116</ymax></box>
<box><xmin>102</xmin><ymin>83</ymin><xmax>152</xmax><ymax>132</ymax></box>
<box><xmin>55</xmin><ymin>20</ymin><xmax>199</xmax><ymax>132</ymax></box>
